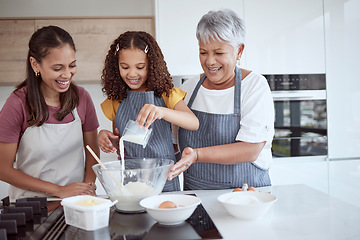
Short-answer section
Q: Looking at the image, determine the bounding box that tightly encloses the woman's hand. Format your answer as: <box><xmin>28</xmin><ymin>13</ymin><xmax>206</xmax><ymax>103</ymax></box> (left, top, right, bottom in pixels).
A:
<box><xmin>52</xmin><ymin>182</ymin><xmax>96</xmax><ymax>198</ymax></box>
<box><xmin>136</xmin><ymin>104</ymin><xmax>165</xmax><ymax>129</ymax></box>
<box><xmin>98</xmin><ymin>129</ymin><xmax>118</xmax><ymax>153</ymax></box>
<box><xmin>168</xmin><ymin>147</ymin><xmax>198</xmax><ymax>180</ymax></box>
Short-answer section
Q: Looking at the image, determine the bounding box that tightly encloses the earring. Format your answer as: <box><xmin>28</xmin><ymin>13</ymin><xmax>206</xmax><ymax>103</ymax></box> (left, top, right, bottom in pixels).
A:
<box><xmin>114</xmin><ymin>43</ymin><xmax>120</xmax><ymax>56</ymax></box>
<box><xmin>35</xmin><ymin>72</ymin><xmax>40</xmax><ymax>77</ymax></box>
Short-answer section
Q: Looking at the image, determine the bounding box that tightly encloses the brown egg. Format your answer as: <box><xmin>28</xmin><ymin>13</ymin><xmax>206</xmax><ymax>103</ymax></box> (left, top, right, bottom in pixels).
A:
<box><xmin>158</xmin><ymin>201</ymin><xmax>177</xmax><ymax>209</ymax></box>
<box><xmin>247</xmin><ymin>186</ymin><xmax>257</xmax><ymax>191</ymax></box>
<box><xmin>233</xmin><ymin>188</ymin><xmax>242</xmax><ymax>192</ymax></box>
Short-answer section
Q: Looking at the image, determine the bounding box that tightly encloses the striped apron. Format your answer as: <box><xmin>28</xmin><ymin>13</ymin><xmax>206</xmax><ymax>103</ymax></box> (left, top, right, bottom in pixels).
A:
<box><xmin>114</xmin><ymin>90</ymin><xmax>180</xmax><ymax>191</ymax></box>
<box><xmin>178</xmin><ymin>67</ymin><xmax>271</xmax><ymax>190</ymax></box>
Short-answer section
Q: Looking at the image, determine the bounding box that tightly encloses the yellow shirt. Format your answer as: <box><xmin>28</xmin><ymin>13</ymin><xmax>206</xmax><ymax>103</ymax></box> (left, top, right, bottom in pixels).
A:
<box><xmin>101</xmin><ymin>87</ymin><xmax>187</xmax><ymax>121</ymax></box>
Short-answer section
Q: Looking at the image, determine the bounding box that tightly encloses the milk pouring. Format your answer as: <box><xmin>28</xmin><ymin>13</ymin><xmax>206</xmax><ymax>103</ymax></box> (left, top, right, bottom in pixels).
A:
<box><xmin>112</xmin><ymin>119</ymin><xmax>156</xmax><ymax>212</ymax></box>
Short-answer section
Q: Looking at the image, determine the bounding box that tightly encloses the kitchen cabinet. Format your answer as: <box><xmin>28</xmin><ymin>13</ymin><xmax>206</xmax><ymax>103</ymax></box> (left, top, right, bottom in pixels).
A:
<box><xmin>324</xmin><ymin>0</ymin><xmax>360</xmax><ymax>159</ymax></box>
<box><xmin>329</xmin><ymin>159</ymin><xmax>360</xmax><ymax>208</ymax></box>
<box><xmin>0</xmin><ymin>20</ymin><xmax>33</xmax><ymax>85</ymax></box>
<box><xmin>243</xmin><ymin>0</ymin><xmax>326</xmax><ymax>74</ymax></box>
<box><xmin>0</xmin><ymin>18</ymin><xmax>154</xmax><ymax>85</ymax></box>
<box><xmin>155</xmin><ymin>0</ymin><xmax>244</xmax><ymax>76</ymax></box>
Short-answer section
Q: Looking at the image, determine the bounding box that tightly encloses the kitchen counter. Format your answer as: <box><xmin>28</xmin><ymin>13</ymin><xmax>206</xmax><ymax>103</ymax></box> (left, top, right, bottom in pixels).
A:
<box><xmin>190</xmin><ymin>184</ymin><xmax>360</xmax><ymax>240</ymax></box>
<box><xmin>59</xmin><ymin>184</ymin><xmax>360</xmax><ymax>240</ymax></box>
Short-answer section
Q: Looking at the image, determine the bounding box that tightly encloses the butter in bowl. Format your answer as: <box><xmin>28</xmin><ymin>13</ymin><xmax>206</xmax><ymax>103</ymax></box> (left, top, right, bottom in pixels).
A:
<box><xmin>61</xmin><ymin>195</ymin><xmax>117</xmax><ymax>231</ymax></box>
<box><xmin>217</xmin><ymin>191</ymin><xmax>277</xmax><ymax>220</ymax></box>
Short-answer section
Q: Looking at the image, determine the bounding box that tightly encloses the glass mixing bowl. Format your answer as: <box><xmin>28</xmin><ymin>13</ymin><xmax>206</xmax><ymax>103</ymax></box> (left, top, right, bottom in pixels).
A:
<box><xmin>92</xmin><ymin>158</ymin><xmax>174</xmax><ymax>213</ymax></box>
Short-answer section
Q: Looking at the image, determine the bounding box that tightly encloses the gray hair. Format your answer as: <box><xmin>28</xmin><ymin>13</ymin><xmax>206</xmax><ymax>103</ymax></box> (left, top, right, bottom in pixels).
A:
<box><xmin>196</xmin><ymin>9</ymin><xmax>246</xmax><ymax>49</ymax></box>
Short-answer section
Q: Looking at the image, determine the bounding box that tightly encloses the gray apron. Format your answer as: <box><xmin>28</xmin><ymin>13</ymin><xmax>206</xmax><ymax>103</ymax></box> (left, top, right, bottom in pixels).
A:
<box><xmin>178</xmin><ymin>67</ymin><xmax>271</xmax><ymax>190</ymax></box>
<box><xmin>114</xmin><ymin>90</ymin><xmax>180</xmax><ymax>191</ymax></box>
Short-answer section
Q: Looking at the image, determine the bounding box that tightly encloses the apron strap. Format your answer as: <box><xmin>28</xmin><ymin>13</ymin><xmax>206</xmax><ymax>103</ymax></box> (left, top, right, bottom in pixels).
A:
<box><xmin>234</xmin><ymin>66</ymin><xmax>242</xmax><ymax>115</ymax></box>
<box><xmin>187</xmin><ymin>74</ymin><xmax>206</xmax><ymax>108</ymax></box>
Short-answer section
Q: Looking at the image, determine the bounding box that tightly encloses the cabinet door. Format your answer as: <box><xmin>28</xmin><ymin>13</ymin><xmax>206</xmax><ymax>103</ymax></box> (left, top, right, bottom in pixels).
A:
<box><xmin>324</xmin><ymin>0</ymin><xmax>360</xmax><ymax>159</ymax></box>
<box><xmin>0</xmin><ymin>18</ymin><xmax>154</xmax><ymax>85</ymax></box>
<box><xmin>244</xmin><ymin>0</ymin><xmax>326</xmax><ymax>74</ymax></box>
<box><xmin>155</xmin><ymin>0</ymin><xmax>244</xmax><ymax>76</ymax></box>
<box><xmin>0</xmin><ymin>20</ymin><xmax>34</xmax><ymax>85</ymax></box>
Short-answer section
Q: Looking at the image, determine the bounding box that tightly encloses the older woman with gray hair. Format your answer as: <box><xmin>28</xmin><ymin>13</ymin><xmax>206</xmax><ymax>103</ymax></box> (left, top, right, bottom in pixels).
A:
<box><xmin>169</xmin><ymin>9</ymin><xmax>275</xmax><ymax>190</ymax></box>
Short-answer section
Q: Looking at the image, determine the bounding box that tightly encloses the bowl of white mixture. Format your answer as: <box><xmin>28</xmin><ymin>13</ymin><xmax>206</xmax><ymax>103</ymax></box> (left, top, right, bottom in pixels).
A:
<box><xmin>92</xmin><ymin>158</ymin><xmax>174</xmax><ymax>213</ymax></box>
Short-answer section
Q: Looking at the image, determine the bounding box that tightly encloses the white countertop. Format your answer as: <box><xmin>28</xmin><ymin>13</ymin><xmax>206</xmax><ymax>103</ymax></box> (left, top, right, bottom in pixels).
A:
<box><xmin>186</xmin><ymin>184</ymin><xmax>360</xmax><ymax>240</ymax></box>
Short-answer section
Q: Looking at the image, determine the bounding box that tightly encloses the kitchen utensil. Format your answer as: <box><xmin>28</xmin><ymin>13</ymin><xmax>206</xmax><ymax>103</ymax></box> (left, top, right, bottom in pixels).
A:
<box><xmin>122</xmin><ymin>119</ymin><xmax>153</xmax><ymax>148</ymax></box>
<box><xmin>86</xmin><ymin>145</ymin><xmax>123</xmax><ymax>188</ymax></box>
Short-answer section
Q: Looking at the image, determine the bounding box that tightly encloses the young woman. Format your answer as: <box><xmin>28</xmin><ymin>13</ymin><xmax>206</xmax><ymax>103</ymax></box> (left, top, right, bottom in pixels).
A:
<box><xmin>0</xmin><ymin>26</ymin><xmax>100</xmax><ymax>210</ymax></box>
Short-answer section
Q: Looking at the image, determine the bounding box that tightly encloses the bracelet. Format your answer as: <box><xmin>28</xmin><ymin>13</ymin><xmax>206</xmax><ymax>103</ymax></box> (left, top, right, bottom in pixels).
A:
<box><xmin>89</xmin><ymin>182</ymin><xmax>97</xmax><ymax>190</ymax></box>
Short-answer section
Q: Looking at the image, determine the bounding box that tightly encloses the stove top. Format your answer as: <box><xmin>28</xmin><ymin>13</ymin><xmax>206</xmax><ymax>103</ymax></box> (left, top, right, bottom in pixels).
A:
<box><xmin>107</xmin><ymin>203</ymin><xmax>222</xmax><ymax>239</ymax></box>
<box><xmin>0</xmin><ymin>196</ymin><xmax>66</xmax><ymax>240</ymax></box>
<box><xmin>0</xmin><ymin>194</ymin><xmax>222</xmax><ymax>240</ymax></box>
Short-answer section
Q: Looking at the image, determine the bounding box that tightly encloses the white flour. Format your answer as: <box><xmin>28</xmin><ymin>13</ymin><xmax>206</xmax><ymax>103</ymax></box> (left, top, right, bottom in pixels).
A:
<box><xmin>110</xmin><ymin>181</ymin><xmax>158</xmax><ymax>212</ymax></box>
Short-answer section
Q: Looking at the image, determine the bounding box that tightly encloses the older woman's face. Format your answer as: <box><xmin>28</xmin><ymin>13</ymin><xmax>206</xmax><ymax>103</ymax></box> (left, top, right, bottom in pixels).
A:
<box><xmin>199</xmin><ymin>38</ymin><xmax>242</xmax><ymax>89</ymax></box>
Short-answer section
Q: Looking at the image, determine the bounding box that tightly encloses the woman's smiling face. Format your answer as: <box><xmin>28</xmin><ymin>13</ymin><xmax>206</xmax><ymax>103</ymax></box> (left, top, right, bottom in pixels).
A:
<box><xmin>199</xmin><ymin>38</ymin><xmax>243</xmax><ymax>89</ymax></box>
<box><xmin>32</xmin><ymin>44</ymin><xmax>77</xmax><ymax>97</ymax></box>
<box><xmin>118</xmin><ymin>48</ymin><xmax>148</xmax><ymax>92</ymax></box>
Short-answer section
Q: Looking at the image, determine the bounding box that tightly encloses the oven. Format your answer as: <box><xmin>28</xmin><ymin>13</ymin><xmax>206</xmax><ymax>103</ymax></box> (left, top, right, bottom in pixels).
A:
<box><xmin>264</xmin><ymin>74</ymin><xmax>327</xmax><ymax>158</ymax></box>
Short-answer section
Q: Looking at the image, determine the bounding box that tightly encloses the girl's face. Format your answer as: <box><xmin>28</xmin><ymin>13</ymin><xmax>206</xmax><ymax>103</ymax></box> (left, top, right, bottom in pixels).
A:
<box><xmin>30</xmin><ymin>44</ymin><xmax>77</xmax><ymax>98</ymax></box>
<box><xmin>199</xmin><ymin>38</ymin><xmax>243</xmax><ymax>89</ymax></box>
<box><xmin>118</xmin><ymin>48</ymin><xmax>148</xmax><ymax>92</ymax></box>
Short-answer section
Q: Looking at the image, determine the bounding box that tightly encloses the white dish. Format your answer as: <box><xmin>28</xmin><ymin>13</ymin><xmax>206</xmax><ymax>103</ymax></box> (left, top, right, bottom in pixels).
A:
<box><xmin>61</xmin><ymin>195</ymin><xmax>117</xmax><ymax>231</ymax></box>
<box><xmin>139</xmin><ymin>194</ymin><xmax>201</xmax><ymax>225</ymax></box>
<box><xmin>218</xmin><ymin>191</ymin><xmax>277</xmax><ymax>220</ymax></box>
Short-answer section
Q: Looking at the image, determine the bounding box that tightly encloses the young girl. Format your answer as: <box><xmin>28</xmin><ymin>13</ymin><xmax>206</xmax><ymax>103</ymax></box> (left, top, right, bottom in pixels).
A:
<box><xmin>98</xmin><ymin>31</ymin><xmax>199</xmax><ymax>191</ymax></box>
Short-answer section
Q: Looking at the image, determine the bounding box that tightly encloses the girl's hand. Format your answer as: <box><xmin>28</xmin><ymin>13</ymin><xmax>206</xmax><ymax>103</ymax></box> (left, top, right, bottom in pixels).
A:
<box><xmin>137</xmin><ymin>104</ymin><xmax>165</xmax><ymax>128</ymax></box>
<box><xmin>168</xmin><ymin>147</ymin><xmax>198</xmax><ymax>180</ymax></box>
<box><xmin>53</xmin><ymin>182</ymin><xmax>96</xmax><ymax>198</ymax></box>
<box><xmin>98</xmin><ymin>129</ymin><xmax>118</xmax><ymax>153</ymax></box>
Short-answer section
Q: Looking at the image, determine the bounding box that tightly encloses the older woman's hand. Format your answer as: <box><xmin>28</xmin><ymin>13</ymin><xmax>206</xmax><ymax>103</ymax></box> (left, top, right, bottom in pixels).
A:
<box><xmin>168</xmin><ymin>147</ymin><xmax>198</xmax><ymax>180</ymax></box>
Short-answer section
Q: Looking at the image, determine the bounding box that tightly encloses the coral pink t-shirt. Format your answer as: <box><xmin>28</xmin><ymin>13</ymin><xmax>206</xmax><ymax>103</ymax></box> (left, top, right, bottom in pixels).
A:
<box><xmin>0</xmin><ymin>86</ymin><xmax>99</xmax><ymax>143</ymax></box>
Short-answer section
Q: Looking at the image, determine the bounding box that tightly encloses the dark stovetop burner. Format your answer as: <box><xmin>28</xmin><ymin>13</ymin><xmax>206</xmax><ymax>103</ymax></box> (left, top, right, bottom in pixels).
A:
<box><xmin>0</xmin><ymin>196</ymin><xmax>66</xmax><ymax>240</ymax></box>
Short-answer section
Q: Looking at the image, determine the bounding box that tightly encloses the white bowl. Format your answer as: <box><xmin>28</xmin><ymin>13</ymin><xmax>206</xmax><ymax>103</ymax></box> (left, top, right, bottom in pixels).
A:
<box><xmin>139</xmin><ymin>194</ymin><xmax>201</xmax><ymax>225</ymax></box>
<box><xmin>217</xmin><ymin>191</ymin><xmax>277</xmax><ymax>220</ymax></box>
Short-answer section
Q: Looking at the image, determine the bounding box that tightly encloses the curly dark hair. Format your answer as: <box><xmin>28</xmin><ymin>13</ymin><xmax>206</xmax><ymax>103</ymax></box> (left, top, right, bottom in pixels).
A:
<box><xmin>101</xmin><ymin>31</ymin><xmax>174</xmax><ymax>102</ymax></box>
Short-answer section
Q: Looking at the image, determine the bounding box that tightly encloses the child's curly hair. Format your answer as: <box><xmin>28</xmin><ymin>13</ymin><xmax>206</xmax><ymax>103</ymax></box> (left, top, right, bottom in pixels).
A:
<box><xmin>101</xmin><ymin>31</ymin><xmax>174</xmax><ymax>102</ymax></box>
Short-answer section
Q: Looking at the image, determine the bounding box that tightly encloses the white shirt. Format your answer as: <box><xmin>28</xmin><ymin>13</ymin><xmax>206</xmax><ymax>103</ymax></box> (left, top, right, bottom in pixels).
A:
<box><xmin>180</xmin><ymin>71</ymin><xmax>275</xmax><ymax>169</ymax></box>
